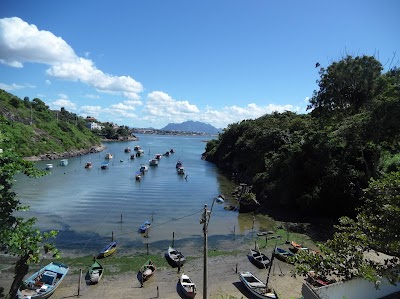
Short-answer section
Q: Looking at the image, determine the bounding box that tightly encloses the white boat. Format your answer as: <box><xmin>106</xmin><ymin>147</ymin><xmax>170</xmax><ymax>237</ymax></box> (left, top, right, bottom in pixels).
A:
<box><xmin>149</xmin><ymin>159</ymin><xmax>159</xmax><ymax>166</ymax></box>
<box><xmin>45</xmin><ymin>164</ymin><xmax>53</xmax><ymax>170</ymax></box>
<box><xmin>17</xmin><ymin>262</ymin><xmax>69</xmax><ymax>299</ymax></box>
<box><xmin>140</xmin><ymin>164</ymin><xmax>148</xmax><ymax>172</ymax></box>
<box><xmin>105</xmin><ymin>153</ymin><xmax>113</xmax><ymax>159</ymax></box>
<box><xmin>239</xmin><ymin>271</ymin><xmax>278</xmax><ymax>299</ymax></box>
<box><xmin>59</xmin><ymin>159</ymin><xmax>68</xmax><ymax>166</ymax></box>
<box><xmin>179</xmin><ymin>273</ymin><xmax>197</xmax><ymax>298</ymax></box>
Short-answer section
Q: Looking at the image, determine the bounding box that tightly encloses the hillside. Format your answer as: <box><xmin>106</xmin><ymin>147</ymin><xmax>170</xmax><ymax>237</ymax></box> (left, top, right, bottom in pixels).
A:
<box><xmin>161</xmin><ymin>120</ymin><xmax>220</xmax><ymax>135</ymax></box>
<box><xmin>0</xmin><ymin>89</ymin><xmax>103</xmax><ymax>159</ymax></box>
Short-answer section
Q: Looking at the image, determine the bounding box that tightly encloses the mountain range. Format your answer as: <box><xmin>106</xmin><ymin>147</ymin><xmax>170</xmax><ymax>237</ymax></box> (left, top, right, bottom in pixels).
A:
<box><xmin>161</xmin><ymin>121</ymin><xmax>220</xmax><ymax>135</ymax></box>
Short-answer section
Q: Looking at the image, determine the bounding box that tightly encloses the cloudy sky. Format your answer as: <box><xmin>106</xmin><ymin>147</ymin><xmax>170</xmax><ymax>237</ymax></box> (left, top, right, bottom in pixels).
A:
<box><xmin>0</xmin><ymin>1</ymin><xmax>399</xmax><ymax>129</ymax></box>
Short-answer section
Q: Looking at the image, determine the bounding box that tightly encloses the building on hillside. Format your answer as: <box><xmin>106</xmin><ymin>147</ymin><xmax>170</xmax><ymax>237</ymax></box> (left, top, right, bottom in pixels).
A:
<box><xmin>87</xmin><ymin>122</ymin><xmax>103</xmax><ymax>130</ymax></box>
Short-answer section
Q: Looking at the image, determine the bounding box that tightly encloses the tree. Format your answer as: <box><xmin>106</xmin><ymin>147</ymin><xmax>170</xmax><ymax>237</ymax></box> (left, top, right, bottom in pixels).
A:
<box><xmin>0</xmin><ymin>133</ymin><xmax>59</xmax><ymax>298</ymax></box>
<box><xmin>292</xmin><ymin>172</ymin><xmax>400</xmax><ymax>286</ymax></box>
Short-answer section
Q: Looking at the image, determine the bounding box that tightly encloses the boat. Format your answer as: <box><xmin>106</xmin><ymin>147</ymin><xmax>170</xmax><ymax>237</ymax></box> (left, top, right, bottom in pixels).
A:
<box><xmin>155</xmin><ymin>153</ymin><xmax>162</xmax><ymax>160</ymax></box>
<box><xmin>140</xmin><ymin>164</ymin><xmax>148</xmax><ymax>173</ymax></box>
<box><xmin>84</xmin><ymin>161</ymin><xmax>92</xmax><ymax>169</ymax></box>
<box><xmin>105</xmin><ymin>153</ymin><xmax>113</xmax><ymax>159</ymax></box>
<box><xmin>164</xmin><ymin>151</ymin><xmax>170</xmax><ymax>156</ymax></box>
<box><xmin>215</xmin><ymin>195</ymin><xmax>224</xmax><ymax>203</ymax></box>
<box><xmin>136</xmin><ymin>149</ymin><xmax>144</xmax><ymax>157</ymax></box>
<box><xmin>139</xmin><ymin>259</ymin><xmax>156</xmax><ymax>283</ymax></box>
<box><xmin>249</xmin><ymin>248</ymin><xmax>270</xmax><ymax>269</ymax></box>
<box><xmin>45</xmin><ymin>163</ymin><xmax>53</xmax><ymax>170</ymax></box>
<box><xmin>273</xmin><ymin>247</ymin><xmax>294</xmax><ymax>263</ymax></box>
<box><xmin>239</xmin><ymin>271</ymin><xmax>278</xmax><ymax>299</ymax></box>
<box><xmin>130</xmin><ymin>154</ymin><xmax>136</xmax><ymax>160</ymax></box>
<box><xmin>176</xmin><ymin>160</ymin><xmax>183</xmax><ymax>168</ymax></box>
<box><xmin>170</xmin><ymin>148</ymin><xmax>175</xmax><ymax>153</ymax></box>
<box><xmin>135</xmin><ymin>173</ymin><xmax>141</xmax><ymax>181</ymax></box>
<box><xmin>149</xmin><ymin>158</ymin><xmax>159</xmax><ymax>166</ymax></box>
<box><xmin>124</xmin><ymin>147</ymin><xmax>131</xmax><ymax>153</ymax></box>
<box><xmin>177</xmin><ymin>166</ymin><xmax>185</xmax><ymax>175</ymax></box>
<box><xmin>139</xmin><ymin>220</ymin><xmax>151</xmax><ymax>233</ymax></box>
<box><xmin>98</xmin><ymin>241</ymin><xmax>117</xmax><ymax>258</ymax></box>
<box><xmin>290</xmin><ymin>241</ymin><xmax>307</xmax><ymax>253</ymax></box>
<box><xmin>100</xmin><ymin>162</ymin><xmax>109</xmax><ymax>169</ymax></box>
<box><xmin>59</xmin><ymin>159</ymin><xmax>68</xmax><ymax>166</ymax></box>
<box><xmin>179</xmin><ymin>273</ymin><xmax>197</xmax><ymax>298</ymax></box>
<box><xmin>87</xmin><ymin>259</ymin><xmax>104</xmax><ymax>284</ymax></box>
<box><xmin>166</xmin><ymin>246</ymin><xmax>186</xmax><ymax>267</ymax></box>
<box><xmin>17</xmin><ymin>262</ymin><xmax>69</xmax><ymax>299</ymax></box>
<box><xmin>133</xmin><ymin>145</ymin><xmax>141</xmax><ymax>151</ymax></box>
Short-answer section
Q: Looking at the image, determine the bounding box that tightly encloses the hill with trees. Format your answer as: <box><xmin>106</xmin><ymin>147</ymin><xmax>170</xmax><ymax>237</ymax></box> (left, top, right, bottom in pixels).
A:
<box><xmin>161</xmin><ymin>120</ymin><xmax>220</xmax><ymax>135</ymax></box>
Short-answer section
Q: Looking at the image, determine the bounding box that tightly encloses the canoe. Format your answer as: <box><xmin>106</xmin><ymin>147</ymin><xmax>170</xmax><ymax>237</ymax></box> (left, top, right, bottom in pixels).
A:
<box><xmin>273</xmin><ymin>247</ymin><xmax>294</xmax><ymax>263</ymax></box>
<box><xmin>139</xmin><ymin>259</ymin><xmax>156</xmax><ymax>283</ymax></box>
<box><xmin>17</xmin><ymin>262</ymin><xmax>69</xmax><ymax>299</ymax></box>
<box><xmin>87</xmin><ymin>259</ymin><xmax>104</xmax><ymax>284</ymax></box>
<box><xmin>290</xmin><ymin>241</ymin><xmax>307</xmax><ymax>253</ymax></box>
<box><xmin>98</xmin><ymin>241</ymin><xmax>117</xmax><ymax>258</ymax></box>
<box><xmin>179</xmin><ymin>273</ymin><xmax>197</xmax><ymax>298</ymax></box>
<box><xmin>239</xmin><ymin>271</ymin><xmax>278</xmax><ymax>299</ymax></box>
<box><xmin>166</xmin><ymin>246</ymin><xmax>186</xmax><ymax>267</ymax></box>
<box><xmin>249</xmin><ymin>248</ymin><xmax>270</xmax><ymax>269</ymax></box>
<box><xmin>139</xmin><ymin>221</ymin><xmax>151</xmax><ymax>233</ymax></box>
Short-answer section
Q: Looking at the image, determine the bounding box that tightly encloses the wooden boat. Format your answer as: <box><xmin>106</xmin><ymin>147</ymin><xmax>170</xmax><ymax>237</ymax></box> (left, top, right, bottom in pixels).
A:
<box><xmin>273</xmin><ymin>247</ymin><xmax>294</xmax><ymax>263</ymax></box>
<box><xmin>239</xmin><ymin>271</ymin><xmax>278</xmax><ymax>299</ymax></box>
<box><xmin>166</xmin><ymin>246</ymin><xmax>186</xmax><ymax>267</ymax></box>
<box><xmin>249</xmin><ymin>248</ymin><xmax>270</xmax><ymax>269</ymax></box>
<box><xmin>290</xmin><ymin>241</ymin><xmax>307</xmax><ymax>253</ymax></box>
<box><xmin>105</xmin><ymin>153</ymin><xmax>113</xmax><ymax>159</ymax></box>
<box><xmin>87</xmin><ymin>259</ymin><xmax>104</xmax><ymax>284</ymax></box>
<box><xmin>17</xmin><ymin>262</ymin><xmax>69</xmax><ymax>299</ymax></box>
<box><xmin>139</xmin><ymin>220</ymin><xmax>151</xmax><ymax>233</ymax></box>
<box><xmin>139</xmin><ymin>259</ymin><xmax>156</xmax><ymax>282</ymax></box>
<box><xmin>306</xmin><ymin>271</ymin><xmax>335</xmax><ymax>287</ymax></box>
<box><xmin>149</xmin><ymin>158</ymin><xmax>159</xmax><ymax>166</ymax></box>
<box><xmin>84</xmin><ymin>161</ymin><xmax>92</xmax><ymax>169</ymax></box>
<box><xmin>59</xmin><ymin>159</ymin><xmax>68</xmax><ymax>166</ymax></box>
<box><xmin>98</xmin><ymin>241</ymin><xmax>117</xmax><ymax>258</ymax></box>
<box><xmin>179</xmin><ymin>273</ymin><xmax>197</xmax><ymax>298</ymax></box>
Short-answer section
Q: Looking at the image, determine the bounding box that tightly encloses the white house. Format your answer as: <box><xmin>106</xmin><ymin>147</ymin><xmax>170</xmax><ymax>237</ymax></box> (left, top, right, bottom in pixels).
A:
<box><xmin>87</xmin><ymin>122</ymin><xmax>103</xmax><ymax>130</ymax></box>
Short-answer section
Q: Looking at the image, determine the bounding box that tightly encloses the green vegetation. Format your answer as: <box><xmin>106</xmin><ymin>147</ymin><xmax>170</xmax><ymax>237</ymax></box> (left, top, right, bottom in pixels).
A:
<box><xmin>203</xmin><ymin>55</ymin><xmax>400</xmax><ymax>285</ymax></box>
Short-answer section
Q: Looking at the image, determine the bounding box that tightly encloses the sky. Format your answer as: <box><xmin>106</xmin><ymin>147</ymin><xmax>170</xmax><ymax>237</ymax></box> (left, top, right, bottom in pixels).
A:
<box><xmin>0</xmin><ymin>1</ymin><xmax>399</xmax><ymax>129</ymax></box>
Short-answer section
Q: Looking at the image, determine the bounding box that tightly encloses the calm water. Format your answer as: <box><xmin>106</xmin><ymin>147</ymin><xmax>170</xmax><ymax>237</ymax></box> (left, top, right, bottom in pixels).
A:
<box><xmin>14</xmin><ymin>134</ymin><xmax>272</xmax><ymax>256</ymax></box>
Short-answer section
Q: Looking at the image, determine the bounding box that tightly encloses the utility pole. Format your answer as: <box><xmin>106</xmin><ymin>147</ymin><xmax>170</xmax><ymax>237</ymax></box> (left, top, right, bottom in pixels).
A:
<box><xmin>201</xmin><ymin>204</ymin><xmax>210</xmax><ymax>299</ymax></box>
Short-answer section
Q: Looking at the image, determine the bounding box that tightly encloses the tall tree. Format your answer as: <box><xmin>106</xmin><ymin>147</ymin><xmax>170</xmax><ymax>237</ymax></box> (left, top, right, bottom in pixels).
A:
<box><xmin>0</xmin><ymin>132</ymin><xmax>59</xmax><ymax>298</ymax></box>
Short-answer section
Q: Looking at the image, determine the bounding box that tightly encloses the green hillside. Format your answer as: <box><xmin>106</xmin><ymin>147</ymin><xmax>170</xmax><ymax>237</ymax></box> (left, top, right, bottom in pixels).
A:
<box><xmin>0</xmin><ymin>89</ymin><xmax>101</xmax><ymax>158</ymax></box>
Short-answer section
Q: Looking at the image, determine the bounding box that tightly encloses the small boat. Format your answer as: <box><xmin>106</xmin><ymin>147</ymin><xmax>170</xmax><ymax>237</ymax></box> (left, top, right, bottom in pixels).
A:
<box><xmin>239</xmin><ymin>271</ymin><xmax>278</xmax><ymax>299</ymax></box>
<box><xmin>273</xmin><ymin>247</ymin><xmax>294</xmax><ymax>263</ymax></box>
<box><xmin>124</xmin><ymin>147</ymin><xmax>131</xmax><ymax>153</ymax></box>
<box><xmin>45</xmin><ymin>163</ymin><xmax>53</xmax><ymax>170</ymax></box>
<box><xmin>177</xmin><ymin>166</ymin><xmax>185</xmax><ymax>175</ymax></box>
<box><xmin>290</xmin><ymin>241</ymin><xmax>307</xmax><ymax>253</ymax></box>
<box><xmin>135</xmin><ymin>173</ymin><xmax>141</xmax><ymax>181</ymax></box>
<box><xmin>98</xmin><ymin>241</ymin><xmax>117</xmax><ymax>258</ymax></box>
<box><xmin>59</xmin><ymin>159</ymin><xmax>68</xmax><ymax>166</ymax></box>
<box><xmin>139</xmin><ymin>259</ymin><xmax>156</xmax><ymax>283</ymax></box>
<box><xmin>17</xmin><ymin>262</ymin><xmax>69</xmax><ymax>299</ymax></box>
<box><xmin>149</xmin><ymin>159</ymin><xmax>159</xmax><ymax>166</ymax></box>
<box><xmin>179</xmin><ymin>273</ymin><xmax>197</xmax><ymax>298</ymax></box>
<box><xmin>155</xmin><ymin>153</ymin><xmax>162</xmax><ymax>160</ymax></box>
<box><xmin>84</xmin><ymin>161</ymin><xmax>92</xmax><ymax>169</ymax></box>
<box><xmin>170</xmin><ymin>148</ymin><xmax>175</xmax><ymax>153</ymax></box>
<box><xmin>100</xmin><ymin>162</ymin><xmax>109</xmax><ymax>169</ymax></box>
<box><xmin>133</xmin><ymin>145</ymin><xmax>141</xmax><ymax>151</ymax></box>
<box><xmin>215</xmin><ymin>195</ymin><xmax>224</xmax><ymax>203</ymax></box>
<box><xmin>164</xmin><ymin>151</ymin><xmax>170</xmax><ymax>156</ymax></box>
<box><xmin>176</xmin><ymin>160</ymin><xmax>183</xmax><ymax>168</ymax></box>
<box><xmin>135</xmin><ymin>149</ymin><xmax>144</xmax><ymax>157</ymax></box>
<box><xmin>139</xmin><ymin>220</ymin><xmax>151</xmax><ymax>233</ymax></box>
<box><xmin>140</xmin><ymin>164</ymin><xmax>148</xmax><ymax>173</ymax></box>
<box><xmin>306</xmin><ymin>271</ymin><xmax>335</xmax><ymax>287</ymax></box>
<box><xmin>87</xmin><ymin>259</ymin><xmax>104</xmax><ymax>284</ymax></box>
<box><xmin>130</xmin><ymin>154</ymin><xmax>136</xmax><ymax>160</ymax></box>
<box><xmin>166</xmin><ymin>246</ymin><xmax>186</xmax><ymax>267</ymax></box>
<box><xmin>105</xmin><ymin>153</ymin><xmax>113</xmax><ymax>159</ymax></box>
<box><xmin>249</xmin><ymin>248</ymin><xmax>270</xmax><ymax>269</ymax></box>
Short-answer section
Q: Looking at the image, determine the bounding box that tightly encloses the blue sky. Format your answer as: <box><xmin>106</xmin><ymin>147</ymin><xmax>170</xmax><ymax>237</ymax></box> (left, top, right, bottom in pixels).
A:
<box><xmin>1</xmin><ymin>1</ymin><xmax>399</xmax><ymax>129</ymax></box>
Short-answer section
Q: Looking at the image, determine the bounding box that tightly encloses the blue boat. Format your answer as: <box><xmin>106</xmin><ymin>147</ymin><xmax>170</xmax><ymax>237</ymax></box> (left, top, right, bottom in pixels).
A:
<box><xmin>139</xmin><ymin>221</ymin><xmax>151</xmax><ymax>233</ymax></box>
<box><xmin>98</xmin><ymin>241</ymin><xmax>117</xmax><ymax>258</ymax></box>
<box><xmin>17</xmin><ymin>262</ymin><xmax>69</xmax><ymax>299</ymax></box>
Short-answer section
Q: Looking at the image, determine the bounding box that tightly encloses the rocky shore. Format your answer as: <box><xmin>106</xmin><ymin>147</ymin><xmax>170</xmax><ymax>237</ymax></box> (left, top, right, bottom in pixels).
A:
<box><xmin>23</xmin><ymin>144</ymin><xmax>107</xmax><ymax>162</ymax></box>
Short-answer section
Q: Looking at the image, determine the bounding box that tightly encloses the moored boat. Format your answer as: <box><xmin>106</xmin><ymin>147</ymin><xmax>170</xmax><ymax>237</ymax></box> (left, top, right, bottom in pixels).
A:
<box><xmin>84</xmin><ymin>161</ymin><xmax>92</xmax><ymax>169</ymax></box>
<box><xmin>17</xmin><ymin>262</ymin><xmax>69</xmax><ymax>299</ymax></box>
<box><xmin>60</xmin><ymin>159</ymin><xmax>68</xmax><ymax>166</ymax></box>
<box><xmin>98</xmin><ymin>241</ymin><xmax>117</xmax><ymax>258</ymax></box>
<box><xmin>139</xmin><ymin>220</ymin><xmax>151</xmax><ymax>233</ymax></box>
<box><xmin>100</xmin><ymin>162</ymin><xmax>109</xmax><ymax>169</ymax></box>
<box><xmin>179</xmin><ymin>273</ymin><xmax>197</xmax><ymax>298</ymax></box>
<box><xmin>45</xmin><ymin>163</ymin><xmax>53</xmax><ymax>170</ymax></box>
<box><xmin>249</xmin><ymin>248</ymin><xmax>270</xmax><ymax>269</ymax></box>
<box><xmin>139</xmin><ymin>259</ymin><xmax>156</xmax><ymax>283</ymax></box>
<box><xmin>87</xmin><ymin>259</ymin><xmax>104</xmax><ymax>284</ymax></box>
<box><xmin>166</xmin><ymin>246</ymin><xmax>186</xmax><ymax>267</ymax></box>
<box><xmin>124</xmin><ymin>147</ymin><xmax>131</xmax><ymax>153</ymax></box>
<box><xmin>273</xmin><ymin>247</ymin><xmax>294</xmax><ymax>263</ymax></box>
<box><xmin>105</xmin><ymin>153</ymin><xmax>113</xmax><ymax>159</ymax></box>
<box><xmin>149</xmin><ymin>158</ymin><xmax>158</xmax><ymax>166</ymax></box>
<box><xmin>140</xmin><ymin>164</ymin><xmax>148</xmax><ymax>172</ymax></box>
<box><xmin>176</xmin><ymin>160</ymin><xmax>183</xmax><ymax>168</ymax></box>
<box><xmin>239</xmin><ymin>271</ymin><xmax>278</xmax><ymax>299</ymax></box>
<box><xmin>177</xmin><ymin>166</ymin><xmax>185</xmax><ymax>175</ymax></box>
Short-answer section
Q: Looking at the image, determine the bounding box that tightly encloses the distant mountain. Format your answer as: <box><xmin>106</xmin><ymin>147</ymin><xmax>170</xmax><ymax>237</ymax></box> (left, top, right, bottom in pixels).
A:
<box><xmin>161</xmin><ymin>121</ymin><xmax>220</xmax><ymax>135</ymax></box>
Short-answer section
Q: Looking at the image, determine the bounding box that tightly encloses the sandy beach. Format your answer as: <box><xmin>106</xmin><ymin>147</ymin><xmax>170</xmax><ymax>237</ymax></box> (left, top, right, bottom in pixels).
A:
<box><xmin>0</xmin><ymin>245</ymin><xmax>304</xmax><ymax>299</ymax></box>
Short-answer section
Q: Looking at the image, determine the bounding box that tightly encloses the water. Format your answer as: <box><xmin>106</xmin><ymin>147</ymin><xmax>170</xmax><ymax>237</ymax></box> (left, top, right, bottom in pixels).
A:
<box><xmin>13</xmin><ymin>134</ymin><xmax>271</xmax><ymax>256</ymax></box>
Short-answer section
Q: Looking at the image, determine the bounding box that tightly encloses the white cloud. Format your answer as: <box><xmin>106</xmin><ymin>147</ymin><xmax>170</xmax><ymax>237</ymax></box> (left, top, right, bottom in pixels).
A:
<box><xmin>0</xmin><ymin>17</ymin><xmax>143</xmax><ymax>98</ymax></box>
<box><xmin>144</xmin><ymin>91</ymin><xmax>200</xmax><ymax>117</ymax></box>
<box><xmin>85</xmin><ymin>94</ymin><xmax>100</xmax><ymax>99</ymax></box>
<box><xmin>0</xmin><ymin>82</ymin><xmax>35</xmax><ymax>91</ymax></box>
<box><xmin>45</xmin><ymin>79</ymin><xmax>51</xmax><ymax>85</ymax></box>
<box><xmin>80</xmin><ymin>105</ymin><xmax>102</xmax><ymax>117</ymax></box>
<box><xmin>50</xmin><ymin>98</ymin><xmax>77</xmax><ymax>110</ymax></box>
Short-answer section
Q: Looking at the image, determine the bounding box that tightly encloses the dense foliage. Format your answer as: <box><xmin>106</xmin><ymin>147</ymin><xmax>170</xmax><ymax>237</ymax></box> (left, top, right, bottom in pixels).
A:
<box><xmin>0</xmin><ymin>89</ymin><xmax>101</xmax><ymax>157</ymax></box>
<box><xmin>203</xmin><ymin>55</ymin><xmax>400</xmax><ymax>218</ymax></box>
<box><xmin>0</xmin><ymin>133</ymin><xmax>60</xmax><ymax>298</ymax></box>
